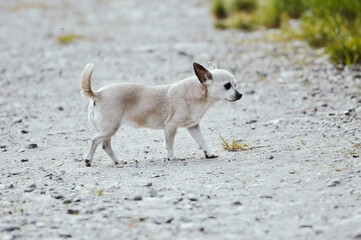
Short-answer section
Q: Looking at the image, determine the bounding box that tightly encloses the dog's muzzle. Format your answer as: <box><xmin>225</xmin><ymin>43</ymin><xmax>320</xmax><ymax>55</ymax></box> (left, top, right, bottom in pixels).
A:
<box><xmin>235</xmin><ymin>91</ymin><xmax>242</xmax><ymax>100</ymax></box>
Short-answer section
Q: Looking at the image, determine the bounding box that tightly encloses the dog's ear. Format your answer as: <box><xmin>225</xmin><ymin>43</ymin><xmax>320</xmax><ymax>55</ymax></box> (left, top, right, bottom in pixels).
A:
<box><xmin>193</xmin><ymin>62</ymin><xmax>212</xmax><ymax>83</ymax></box>
<box><xmin>207</xmin><ymin>62</ymin><xmax>217</xmax><ymax>71</ymax></box>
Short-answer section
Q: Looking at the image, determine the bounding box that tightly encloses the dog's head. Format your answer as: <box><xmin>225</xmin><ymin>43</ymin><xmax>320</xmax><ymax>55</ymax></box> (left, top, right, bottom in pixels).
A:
<box><xmin>193</xmin><ymin>62</ymin><xmax>242</xmax><ymax>102</ymax></box>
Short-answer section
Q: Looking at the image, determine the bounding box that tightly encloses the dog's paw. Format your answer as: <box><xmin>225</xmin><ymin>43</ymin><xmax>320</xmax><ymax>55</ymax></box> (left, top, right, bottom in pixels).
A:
<box><xmin>85</xmin><ymin>159</ymin><xmax>92</xmax><ymax>167</ymax></box>
<box><xmin>205</xmin><ymin>152</ymin><xmax>218</xmax><ymax>159</ymax></box>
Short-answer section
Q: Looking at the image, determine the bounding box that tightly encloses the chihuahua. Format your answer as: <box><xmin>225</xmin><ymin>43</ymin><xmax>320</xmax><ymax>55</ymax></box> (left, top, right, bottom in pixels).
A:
<box><xmin>80</xmin><ymin>62</ymin><xmax>242</xmax><ymax>166</ymax></box>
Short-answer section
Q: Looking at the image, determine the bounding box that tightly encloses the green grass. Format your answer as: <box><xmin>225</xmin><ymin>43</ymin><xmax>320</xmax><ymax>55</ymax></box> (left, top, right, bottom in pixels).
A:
<box><xmin>230</xmin><ymin>0</ymin><xmax>257</xmax><ymax>13</ymax></box>
<box><xmin>211</xmin><ymin>0</ymin><xmax>361</xmax><ymax>65</ymax></box>
<box><xmin>91</xmin><ymin>188</ymin><xmax>104</xmax><ymax>196</ymax></box>
<box><xmin>220</xmin><ymin>136</ymin><xmax>250</xmax><ymax>151</ymax></box>
<box><xmin>212</xmin><ymin>0</ymin><xmax>228</xmax><ymax>19</ymax></box>
<box><xmin>57</xmin><ymin>34</ymin><xmax>83</xmax><ymax>44</ymax></box>
<box><xmin>11</xmin><ymin>3</ymin><xmax>50</xmax><ymax>11</ymax></box>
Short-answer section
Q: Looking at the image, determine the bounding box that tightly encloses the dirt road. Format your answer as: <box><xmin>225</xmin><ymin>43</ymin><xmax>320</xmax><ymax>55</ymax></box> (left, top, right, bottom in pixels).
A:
<box><xmin>1</xmin><ymin>0</ymin><xmax>361</xmax><ymax>239</ymax></box>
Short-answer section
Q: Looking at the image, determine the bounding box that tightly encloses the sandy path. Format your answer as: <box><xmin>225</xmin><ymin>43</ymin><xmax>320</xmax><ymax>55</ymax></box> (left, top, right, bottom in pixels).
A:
<box><xmin>1</xmin><ymin>0</ymin><xmax>361</xmax><ymax>239</ymax></box>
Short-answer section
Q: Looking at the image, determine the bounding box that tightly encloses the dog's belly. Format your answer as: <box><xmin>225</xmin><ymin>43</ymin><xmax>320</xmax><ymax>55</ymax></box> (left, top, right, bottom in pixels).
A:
<box><xmin>123</xmin><ymin>114</ymin><xmax>165</xmax><ymax>130</ymax></box>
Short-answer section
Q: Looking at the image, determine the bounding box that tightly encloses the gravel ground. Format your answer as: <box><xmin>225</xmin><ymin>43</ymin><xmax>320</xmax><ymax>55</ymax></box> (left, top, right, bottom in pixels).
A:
<box><xmin>1</xmin><ymin>0</ymin><xmax>361</xmax><ymax>239</ymax></box>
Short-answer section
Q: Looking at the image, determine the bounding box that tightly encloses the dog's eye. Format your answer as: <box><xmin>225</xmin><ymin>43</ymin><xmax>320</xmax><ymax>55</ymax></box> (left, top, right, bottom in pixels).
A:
<box><xmin>224</xmin><ymin>83</ymin><xmax>231</xmax><ymax>90</ymax></box>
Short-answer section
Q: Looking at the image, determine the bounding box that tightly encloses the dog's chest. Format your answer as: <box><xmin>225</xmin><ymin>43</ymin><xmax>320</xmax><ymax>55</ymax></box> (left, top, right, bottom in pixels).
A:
<box><xmin>182</xmin><ymin>103</ymin><xmax>211</xmax><ymax>127</ymax></box>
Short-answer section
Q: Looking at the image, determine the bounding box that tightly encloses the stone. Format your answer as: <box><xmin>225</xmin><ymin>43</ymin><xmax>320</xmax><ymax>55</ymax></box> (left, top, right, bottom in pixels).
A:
<box><xmin>24</xmin><ymin>184</ymin><xmax>36</xmax><ymax>192</ymax></box>
<box><xmin>58</xmin><ymin>106</ymin><xmax>64</xmax><ymax>111</ymax></box>
<box><xmin>133</xmin><ymin>196</ymin><xmax>142</xmax><ymax>201</ymax></box>
<box><xmin>13</xmin><ymin>118</ymin><xmax>22</xmax><ymax>124</ymax></box>
<box><xmin>269</xmin><ymin>155</ymin><xmax>274</xmax><ymax>159</ymax></box>
<box><xmin>328</xmin><ymin>180</ymin><xmax>341</xmax><ymax>187</ymax></box>
<box><xmin>59</xmin><ymin>233</ymin><xmax>72</xmax><ymax>238</ymax></box>
<box><xmin>0</xmin><ymin>226</ymin><xmax>20</xmax><ymax>232</ymax></box>
<box><xmin>51</xmin><ymin>193</ymin><xmax>64</xmax><ymax>200</ymax></box>
<box><xmin>26</xmin><ymin>143</ymin><xmax>38</xmax><ymax>149</ymax></box>
<box><xmin>67</xmin><ymin>209</ymin><xmax>79</xmax><ymax>215</ymax></box>
<box><xmin>188</xmin><ymin>196</ymin><xmax>198</xmax><ymax>201</ymax></box>
<box><xmin>21</xmin><ymin>158</ymin><xmax>28</xmax><ymax>162</ymax></box>
<box><xmin>166</xmin><ymin>217</ymin><xmax>174</xmax><ymax>223</ymax></box>
<box><xmin>246</xmin><ymin>120</ymin><xmax>257</xmax><ymax>124</ymax></box>
<box><xmin>149</xmin><ymin>189</ymin><xmax>157</xmax><ymax>197</ymax></box>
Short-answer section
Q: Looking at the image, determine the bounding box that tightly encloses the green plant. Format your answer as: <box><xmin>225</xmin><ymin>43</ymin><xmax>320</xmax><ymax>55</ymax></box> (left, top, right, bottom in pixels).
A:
<box><xmin>228</xmin><ymin>12</ymin><xmax>258</xmax><ymax>31</ymax></box>
<box><xmin>261</xmin><ymin>0</ymin><xmax>283</xmax><ymax>28</ymax></box>
<box><xmin>350</xmin><ymin>141</ymin><xmax>361</xmax><ymax>149</ymax></box>
<box><xmin>211</xmin><ymin>0</ymin><xmax>361</xmax><ymax>65</ymax></box>
<box><xmin>230</xmin><ymin>0</ymin><xmax>257</xmax><ymax>13</ymax></box>
<box><xmin>91</xmin><ymin>188</ymin><xmax>104</xmax><ymax>196</ymax></box>
<box><xmin>220</xmin><ymin>136</ymin><xmax>250</xmax><ymax>151</ymax></box>
<box><xmin>329</xmin><ymin>163</ymin><xmax>348</xmax><ymax>172</ymax></box>
<box><xmin>57</xmin><ymin>34</ymin><xmax>83</xmax><ymax>44</ymax></box>
<box><xmin>212</xmin><ymin>0</ymin><xmax>228</xmax><ymax>19</ymax></box>
<box><xmin>214</xmin><ymin>19</ymin><xmax>228</xmax><ymax>29</ymax></box>
<box><xmin>11</xmin><ymin>3</ymin><xmax>50</xmax><ymax>11</ymax></box>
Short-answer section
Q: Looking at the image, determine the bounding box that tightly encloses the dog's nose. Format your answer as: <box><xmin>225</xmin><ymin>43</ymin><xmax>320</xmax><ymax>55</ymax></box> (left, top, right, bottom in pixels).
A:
<box><xmin>236</xmin><ymin>91</ymin><xmax>242</xmax><ymax>100</ymax></box>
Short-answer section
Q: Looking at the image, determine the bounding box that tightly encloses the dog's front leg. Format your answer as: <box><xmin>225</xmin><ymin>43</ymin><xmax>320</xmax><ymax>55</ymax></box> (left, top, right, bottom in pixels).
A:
<box><xmin>187</xmin><ymin>124</ymin><xmax>218</xmax><ymax>159</ymax></box>
<box><xmin>164</xmin><ymin>126</ymin><xmax>181</xmax><ymax>160</ymax></box>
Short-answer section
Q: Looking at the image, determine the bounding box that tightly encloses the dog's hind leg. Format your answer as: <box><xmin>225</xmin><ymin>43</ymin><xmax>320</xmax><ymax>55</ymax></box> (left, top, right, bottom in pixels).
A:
<box><xmin>102</xmin><ymin>138</ymin><xmax>120</xmax><ymax>165</ymax></box>
<box><xmin>85</xmin><ymin>133</ymin><xmax>106</xmax><ymax>167</ymax></box>
<box><xmin>85</xmin><ymin>123</ymin><xmax>119</xmax><ymax>167</ymax></box>
<box><xmin>187</xmin><ymin>124</ymin><xmax>218</xmax><ymax>159</ymax></box>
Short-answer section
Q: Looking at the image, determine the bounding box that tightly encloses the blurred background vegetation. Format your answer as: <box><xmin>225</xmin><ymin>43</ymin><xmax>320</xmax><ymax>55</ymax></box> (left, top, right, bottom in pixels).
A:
<box><xmin>212</xmin><ymin>0</ymin><xmax>361</xmax><ymax>65</ymax></box>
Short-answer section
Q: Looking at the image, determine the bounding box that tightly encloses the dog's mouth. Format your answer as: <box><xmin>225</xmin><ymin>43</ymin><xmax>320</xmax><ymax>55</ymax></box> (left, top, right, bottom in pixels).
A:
<box><xmin>225</xmin><ymin>95</ymin><xmax>242</xmax><ymax>102</ymax></box>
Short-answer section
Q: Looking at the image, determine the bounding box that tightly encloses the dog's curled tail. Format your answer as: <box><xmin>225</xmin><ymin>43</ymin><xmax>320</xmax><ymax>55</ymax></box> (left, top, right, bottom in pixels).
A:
<box><xmin>80</xmin><ymin>63</ymin><xmax>97</xmax><ymax>100</ymax></box>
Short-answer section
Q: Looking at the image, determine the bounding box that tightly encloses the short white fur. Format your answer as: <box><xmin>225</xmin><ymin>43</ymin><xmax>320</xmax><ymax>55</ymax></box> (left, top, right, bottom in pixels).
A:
<box><xmin>80</xmin><ymin>62</ymin><xmax>242</xmax><ymax>166</ymax></box>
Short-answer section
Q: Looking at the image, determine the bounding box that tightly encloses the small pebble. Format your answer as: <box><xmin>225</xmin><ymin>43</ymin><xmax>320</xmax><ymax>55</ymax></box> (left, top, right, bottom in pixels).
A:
<box><xmin>189</xmin><ymin>197</ymin><xmax>198</xmax><ymax>201</ymax></box>
<box><xmin>328</xmin><ymin>180</ymin><xmax>341</xmax><ymax>187</ymax></box>
<box><xmin>13</xmin><ymin>118</ymin><xmax>22</xmax><ymax>124</ymax></box>
<box><xmin>21</xmin><ymin>130</ymin><xmax>28</xmax><ymax>134</ymax></box>
<box><xmin>58</xmin><ymin>106</ymin><xmax>64</xmax><ymax>111</ymax></box>
<box><xmin>21</xmin><ymin>158</ymin><xmax>29</xmax><ymax>162</ymax></box>
<box><xmin>51</xmin><ymin>193</ymin><xmax>64</xmax><ymax>200</ymax></box>
<box><xmin>58</xmin><ymin>232</ymin><xmax>71</xmax><ymax>237</ymax></box>
<box><xmin>1</xmin><ymin>226</ymin><xmax>20</xmax><ymax>232</ymax></box>
<box><xmin>166</xmin><ymin>217</ymin><xmax>174</xmax><ymax>223</ymax></box>
<box><xmin>246</xmin><ymin>120</ymin><xmax>257</xmax><ymax>124</ymax></box>
<box><xmin>26</xmin><ymin>143</ymin><xmax>38</xmax><ymax>149</ymax></box>
<box><xmin>133</xmin><ymin>196</ymin><xmax>142</xmax><ymax>201</ymax></box>
<box><xmin>67</xmin><ymin>209</ymin><xmax>79</xmax><ymax>215</ymax></box>
<box><xmin>269</xmin><ymin>155</ymin><xmax>274</xmax><ymax>159</ymax></box>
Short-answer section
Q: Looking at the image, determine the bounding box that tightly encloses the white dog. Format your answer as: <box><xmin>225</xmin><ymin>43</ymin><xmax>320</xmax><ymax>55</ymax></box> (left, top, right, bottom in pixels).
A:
<box><xmin>80</xmin><ymin>62</ymin><xmax>242</xmax><ymax>166</ymax></box>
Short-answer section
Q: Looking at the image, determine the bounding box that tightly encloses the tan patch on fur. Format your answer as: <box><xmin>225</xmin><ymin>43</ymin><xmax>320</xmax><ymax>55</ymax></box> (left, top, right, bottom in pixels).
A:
<box><xmin>119</xmin><ymin>86</ymin><xmax>168</xmax><ymax>128</ymax></box>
